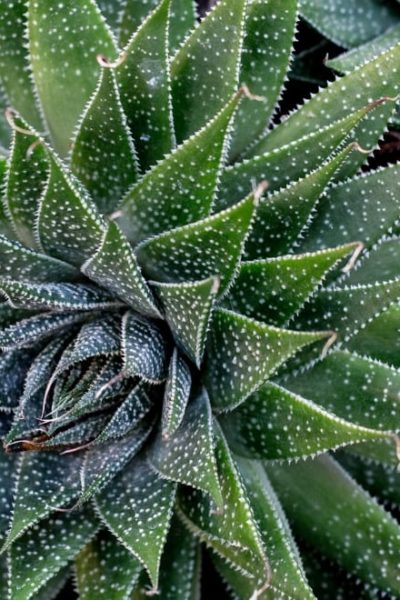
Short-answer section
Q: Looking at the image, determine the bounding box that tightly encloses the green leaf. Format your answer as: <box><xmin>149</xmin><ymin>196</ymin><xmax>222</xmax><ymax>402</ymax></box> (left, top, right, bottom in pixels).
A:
<box><xmin>95</xmin><ymin>383</ymin><xmax>153</xmax><ymax>444</ymax></box>
<box><xmin>243</xmin><ymin>146</ymin><xmax>358</xmax><ymax>259</ymax></box>
<box><xmin>9</xmin><ymin>506</ymin><xmax>99</xmax><ymax>600</ymax></box>
<box><xmin>0</xmin><ymin>157</ymin><xmax>13</xmax><ymax>239</ymax></box>
<box><xmin>0</xmin><ymin>311</ymin><xmax>88</xmax><ymax>351</ymax></box>
<box><xmin>299</xmin><ymin>0</ymin><xmax>400</xmax><ymax>48</ymax></box>
<box><xmin>71</xmin><ymin>66</ymin><xmax>138</xmax><ymax>215</ymax></box>
<box><xmin>301</xmin><ymin>549</ymin><xmax>379</xmax><ymax>600</ymax></box>
<box><xmin>37</xmin><ymin>152</ymin><xmax>105</xmax><ymax>267</ymax></box>
<box><xmin>82</xmin><ymin>222</ymin><xmax>161</xmax><ymax>318</ymax></box>
<box><xmin>341</xmin><ymin>237</ymin><xmax>400</xmax><ymax>286</ymax></box>
<box><xmin>0</xmin><ymin>1</ymin><xmax>42</xmax><ymax>129</ymax></box>
<box><xmin>75</xmin><ymin>530</ymin><xmax>142</xmax><ymax>600</ymax></box>
<box><xmin>0</xmin><ymin>236</ymin><xmax>80</xmax><ymax>283</ymax></box>
<box><xmin>300</xmin><ymin>163</ymin><xmax>400</xmax><ymax>252</ymax></box>
<box><xmin>296</xmin><ymin>280</ymin><xmax>400</xmax><ymax>341</ymax></box>
<box><xmin>217</xmin><ymin>105</ymin><xmax>376</xmax><ymax>211</ymax></box>
<box><xmin>221</xmin><ymin>381</ymin><xmax>389</xmax><ymax>461</ymax></box>
<box><xmin>0</xmin><ymin>346</ymin><xmax>38</xmax><ymax>409</ymax></box>
<box><xmin>284</xmin><ymin>350</ymin><xmax>400</xmax><ymax>434</ymax></box>
<box><xmin>4</xmin><ymin>115</ymin><xmax>48</xmax><ymax>248</ymax></box>
<box><xmin>0</xmin><ymin>280</ymin><xmax>117</xmax><ymax>312</ymax></box>
<box><xmin>0</xmin><ymin>451</ymin><xmax>18</xmax><ymax>540</ymax></box>
<box><xmin>156</xmin><ymin>516</ymin><xmax>201</xmax><ymax>600</ymax></box>
<box><xmin>229</xmin><ymin>0</ymin><xmax>297</xmax><ymax>160</ymax></box>
<box><xmin>177</xmin><ymin>425</ymin><xmax>268</xmax><ymax>588</ymax></box>
<box><xmin>171</xmin><ymin>0</ymin><xmax>246</xmax><ymax>143</ymax></box>
<box><xmin>266</xmin><ymin>455</ymin><xmax>400</xmax><ymax>595</ymax></box>
<box><xmin>328</xmin><ymin>24</ymin><xmax>400</xmax><ymax>74</ymax></box>
<box><xmin>151</xmin><ymin>277</ymin><xmax>218</xmax><ymax>367</ymax></box>
<box><xmin>337</xmin><ymin>449</ymin><xmax>400</xmax><ymax>509</ymax></box>
<box><xmin>95</xmin><ymin>453</ymin><xmax>176</xmax><ymax>588</ymax></box>
<box><xmin>80</xmin><ymin>415</ymin><xmax>154</xmax><ymax>502</ymax></box>
<box><xmin>136</xmin><ymin>194</ymin><xmax>255</xmax><ymax>296</ymax></box>
<box><xmin>214</xmin><ymin>457</ymin><xmax>316</xmax><ymax>600</ymax></box>
<box><xmin>54</xmin><ymin>318</ymin><xmax>120</xmax><ymax>379</ymax></box>
<box><xmin>97</xmin><ymin>0</ymin><xmax>126</xmax><ymax>33</ymax></box>
<box><xmin>120</xmin><ymin>0</ymin><xmax>196</xmax><ymax>53</ymax></box>
<box><xmin>347</xmin><ymin>303</ymin><xmax>400</xmax><ymax>368</ymax></box>
<box><xmin>119</xmin><ymin>91</ymin><xmax>242</xmax><ymax>243</ymax></box>
<box><xmin>205</xmin><ymin>308</ymin><xmax>330</xmax><ymax>413</ymax></box>
<box><xmin>122</xmin><ymin>312</ymin><xmax>167</xmax><ymax>382</ymax></box>
<box><xmin>116</xmin><ymin>0</ymin><xmax>174</xmax><ymax>170</ymax></box>
<box><xmin>161</xmin><ymin>348</ymin><xmax>191</xmax><ymax>439</ymax></box>
<box><xmin>251</xmin><ymin>43</ymin><xmax>400</xmax><ymax>156</ymax></box>
<box><xmin>3</xmin><ymin>452</ymin><xmax>82</xmax><ymax>549</ymax></box>
<box><xmin>31</xmin><ymin>568</ymin><xmax>70</xmax><ymax>600</ymax></box>
<box><xmin>28</xmin><ymin>0</ymin><xmax>117</xmax><ymax>155</ymax></box>
<box><xmin>149</xmin><ymin>388</ymin><xmax>222</xmax><ymax>506</ymax></box>
<box><xmin>228</xmin><ymin>244</ymin><xmax>358</xmax><ymax>326</ymax></box>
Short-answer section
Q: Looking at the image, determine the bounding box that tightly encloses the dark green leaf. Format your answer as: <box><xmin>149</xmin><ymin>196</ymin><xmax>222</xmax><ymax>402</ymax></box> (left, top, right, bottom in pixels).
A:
<box><xmin>296</xmin><ymin>280</ymin><xmax>400</xmax><ymax>341</ymax></box>
<box><xmin>156</xmin><ymin>516</ymin><xmax>201</xmax><ymax>600</ymax></box>
<box><xmin>171</xmin><ymin>0</ymin><xmax>246</xmax><ymax>142</ymax></box>
<box><xmin>267</xmin><ymin>455</ymin><xmax>400</xmax><ymax>595</ymax></box>
<box><xmin>217</xmin><ymin>105</ymin><xmax>376</xmax><ymax>210</ymax></box>
<box><xmin>4</xmin><ymin>115</ymin><xmax>48</xmax><ymax>248</ymax></box>
<box><xmin>37</xmin><ymin>153</ymin><xmax>105</xmax><ymax>267</ymax></box>
<box><xmin>71</xmin><ymin>66</ymin><xmax>138</xmax><ymax>215</ymax></box>
<box><xmin>214</xmin><ymin>457</ymin><xmax>316</xmax><ymax>600</ymax></box>
<box><xmin>328</xmin><ymin>24</ymin><xmax>400</xmax><ymax>74</ymax></box>
<box><xmin>161</xmin><ymin>349</ymin><xmax>191</xmax><ymax>439</ymax></box>
<box><xmin>75</xmin><ymin>529</ymin><xmax>142</xmax><ymax>600</ymax></box>
<box><xmin>243</xmin><ymin>145</ymin><xmax>358</xmax><ymax>259</ymax></box>
<box><xmin>28</xmin><ymin>0</ymin><xmax>117</xmax><ymax>155</ymax></box>
<box><xmin>205</xmin><ymin>308</ymin><xmax>330</xmax><ymax>412</ymax></box>
<box><xmin>80</xmin><ymin>415</ymin><xmax>154</xmax><ymax>502</ymax></box>
<box><xmin>347</xmin><ymin>303</ymin><xmax>400</xmax><ymax>368</ymax></box>
<box><xmin>0</xmin><ymin>1</ymin><xmax>42</xmax><ymax>129</ymax></box>
<box><xmin>337</xmin><ymin>449</ymin><xmax>400</xmax><ymax>509</ymax></box>
<box><xmin>300</xmin><ymin>163</ymin><xmax>400</xmax><ymax>252</ymax></box>
<box><xmin>0</xmin><ymin>236</ymin><xmax>80</xmax><ymax>283</ymax></box>
<box><xmin>177</xmin><ymin>425</ymin><xmax>268</xmax><ymax>589</ymax></box>
<box><xmin>0</xmin><ymin>311</ymin><xmax>88</xmax><ymax>351</ymax></box>
<box><xmin>3</xmin><ymin>452</ymin><xmax>82</xmax><ymax>549</ymax></box>
<box><xmin>149</xmin><ymin>388</ymin><xmax>222</xmax><ymax>506</ymax></box>
<box><xmin>152</xmin><ymin>277</ymin><xmax>218</xmax><ymax>367</ymax></box>
<box><xmin>251</xmin><ymin>43</ymin><xmax>400</xmax><ymax>158</ymax></box>
<box><xmin>117</xmin><ymin>0</ymin><xmax>174</xmax><ymax>170</ymax></box>
<box><xmin>0</xmin><ymin>280</ymin><xmax>117</xmax><ymax>312</ymax></box>
<box><xmin>228</xmin><ymin>244</ymin><xmax>358</xmax><ymax>326</ymax></box>
<box><xmin>221</xmin><ymin>381</ymin><xmax>389</xmax><ymax>461</ymax></box>
<box><xmin>229</xmin><ymin>0</ymin><xmax>297</xmax><ymax>160</ymax></box>
<box><xmin>95</xmin><ymin>453</ymin><xmax>176</xmax><ymax>587</ymax></box>
<box><xmin>82</xmin><ymin>222</ymin><xmax>161</xmax><ymax>318</ymax></box>
<box><xmin>136</xmin><ymin>194</ymin><xmax>255</xmax><ymax>296</ymax></box>
<box><xmin>120</xmin><ymin>0</ymin><xmax>196</xmax><ymax>53</ymax></box>
<box><xmin>299</xmin><ymin>0</ymin><xmax>400</xmax><ymax>48</ymax></box>
<box><xmin>119</xmin><ymin>91</ymin><xmax>242</xmax><ymax>243</ymax></box>
<box><xmin>122</xmin><ymin>311</ymin><xmax>167</xmax><ymax>382</ymax></box>
<box><xmin>284</xmin><ymin>350</ymin><xmax>400</xmax><ymax>434</ymax></box>
<box><xmin>95</xmin><ymin>383</ymin><xmax>153</xmax><ymax>444</ymax></box>
<box><xmin>9</xmin><ymin>506</ymin><xmax>99</xmax><ymax>600</ymax></box>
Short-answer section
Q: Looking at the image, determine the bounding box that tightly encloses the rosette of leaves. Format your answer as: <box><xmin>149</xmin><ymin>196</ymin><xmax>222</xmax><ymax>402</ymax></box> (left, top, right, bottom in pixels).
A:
<box><xmin>0</xmin><ymin>1</ymin><xmax>399</xmax><ymax>599</ymax></box>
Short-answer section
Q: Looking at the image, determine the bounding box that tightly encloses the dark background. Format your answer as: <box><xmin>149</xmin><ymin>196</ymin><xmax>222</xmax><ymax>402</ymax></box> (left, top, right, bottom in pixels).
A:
<box><xmin>57</xmin><ymin>2</ymin><xmax>399</xmax><ymax>598</ymax></box>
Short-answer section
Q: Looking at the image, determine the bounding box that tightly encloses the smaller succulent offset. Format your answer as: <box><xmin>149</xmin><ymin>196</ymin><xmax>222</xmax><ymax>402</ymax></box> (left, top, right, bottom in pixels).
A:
<box><xmin>0</xmin><ymin>1</ymin><xmax>400</xmax><ymax>599</ymax></box>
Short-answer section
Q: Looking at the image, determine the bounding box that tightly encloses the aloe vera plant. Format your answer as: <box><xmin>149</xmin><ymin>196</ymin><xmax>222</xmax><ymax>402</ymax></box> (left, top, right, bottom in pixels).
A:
<box><xmin>0</xmin><ymin>1</ymin><xmax>399</xmax><ymax>598</ymax></box>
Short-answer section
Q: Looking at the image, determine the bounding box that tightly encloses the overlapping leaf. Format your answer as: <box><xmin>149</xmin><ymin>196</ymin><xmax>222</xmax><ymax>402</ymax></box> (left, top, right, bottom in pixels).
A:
<box><xmin>205</xmin><ymin>308</ymin><xmax>330</xmax><ymax>412</ymax></box>
<box><xmin>267</xmin><ymin>455</ymin><xmax>400</xmax><ymax>595</ymax></box>
<box><xmin>95</xmin><ymin>453</ymin><xmax>176</xmax><ymax>587</ymax></box>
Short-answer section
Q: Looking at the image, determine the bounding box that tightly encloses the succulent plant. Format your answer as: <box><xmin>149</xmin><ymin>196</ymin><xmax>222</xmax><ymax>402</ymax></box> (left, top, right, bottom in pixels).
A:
<box><xmin>0</xmin><ymin>1</ymin><xmax>400</xmax><ymax>599</ymax></box>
